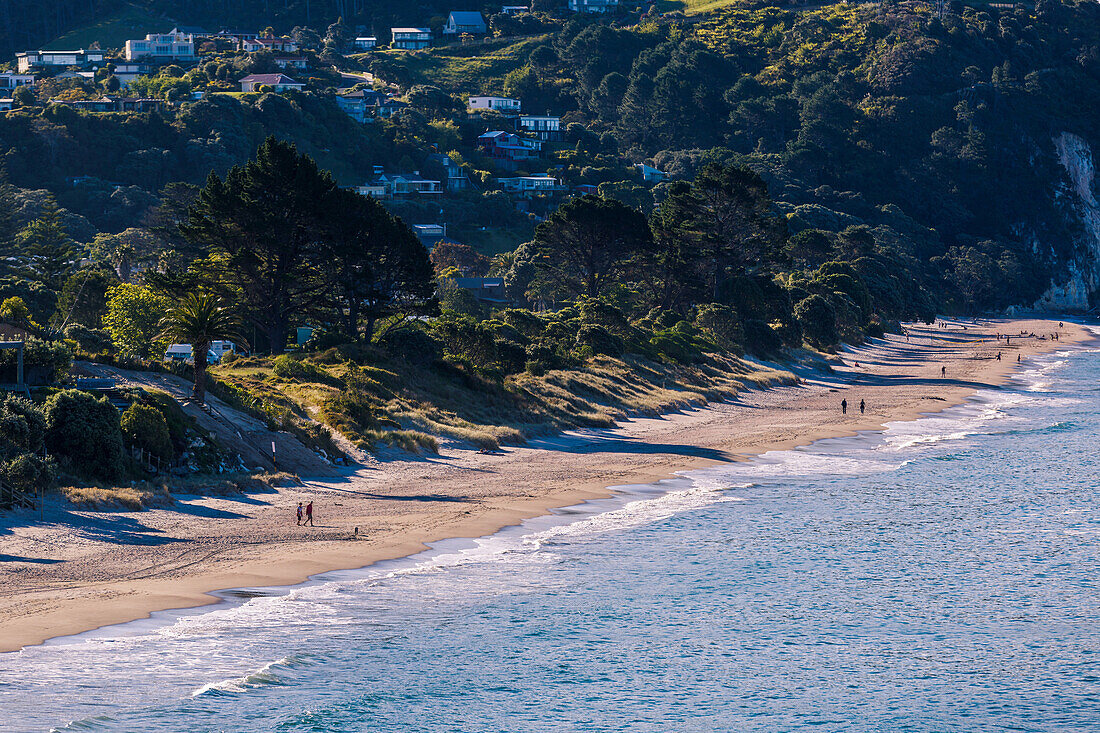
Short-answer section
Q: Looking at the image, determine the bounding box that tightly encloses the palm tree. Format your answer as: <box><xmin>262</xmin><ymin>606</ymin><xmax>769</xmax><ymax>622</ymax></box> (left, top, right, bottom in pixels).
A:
<box><xmin>160</xmin><ymin>293</ymin><xmax>240</xmax><ymax>404</ymax></box>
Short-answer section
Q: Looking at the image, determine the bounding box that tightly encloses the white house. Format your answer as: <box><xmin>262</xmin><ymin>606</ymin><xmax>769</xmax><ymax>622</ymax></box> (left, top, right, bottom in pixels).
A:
<box><xmin>568</xmin><ymin>0</ymin><xmax>620</xmax><ymax>11</ymax></box>
<box><xmin>443</xmin><ymin>11</ymin><xmax>487</xmax><ymax>35</ymax></box>
<box><xmin>518</xmin><ymin>114</ymin><xmax>561</xmax><ymax>141</ymax></box>
<box><xmin>501</xmin><ymin>5</ymin><xmax>529</xmax><ymax>15</ymax></box>
<box><xmin>124</xmin><ymin>33</ymin><xmax>196</xmax><ymax>62</ymax></box>
<box><xmin>238</xmin><ymin>73</ymin><xmax>305</xmax><ymax>92</ymax></box>
<box><xmin>352</xmin><ymin>36</ymin><xmax>378</xmax><ymax>51</ymax></box>
<box><xmin>0</xmin><ymin>99</ymin><xmax>13</xmax><ymax>112</ymax></box>
<box><xmin>391</xmin><ymin>28</ymin><xmax>432</xmax><ymax>50</ymax></box>
<box><xmin>497</xmin><ymin>176</ymin><xmax>562</xmax><ymax>195</ymax></box>
<box><xmin>241</xmin><ymin>36</ymin><xmax>299</xmax><ymax>53</ymax></box>
<box><xmin>16</xmin><ymin>49</ymin><xmax>106</xmax><ymax>73</ymax></box>
<box><xmin>468</xmin><ymin>95</ymin><xmax>521</xmax><ymax>113</ymax></box>
<box><xmin>0</xmin><ymin>73</ymin><xmax>34</xmax><ymax>89</ymax></box>
<box><xmin>635</xmin><ymin>163</ymin><xmax>667</xmax><ymax>183</ymax></box>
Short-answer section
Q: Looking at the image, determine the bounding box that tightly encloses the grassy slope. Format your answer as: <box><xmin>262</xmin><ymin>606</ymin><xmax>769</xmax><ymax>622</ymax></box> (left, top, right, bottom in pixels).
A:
<box><xmin>45</xmin><ymin>4</ymin><xmax>169</xmax><ymax>52</ymax></box>
<box><xmin>365</xmin><ymin>35</ymin><xmax>548</xmax><ymax>96</ymax></box>
<box><xmin>210</xmin><ymin>351</ymin><xmax>795</xmax><ymax>455</ymax></box>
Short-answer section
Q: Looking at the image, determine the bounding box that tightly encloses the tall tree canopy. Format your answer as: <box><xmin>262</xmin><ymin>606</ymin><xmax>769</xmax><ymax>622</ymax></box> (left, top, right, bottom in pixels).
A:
<box><xmin>181</xmin><ymin>136</ymin><xmax>337</xmax><ymax>353</ymax></box>
<box><xmin>530</xmin><ymin>195</ymin><xmax>653</xmax><ymax>299</ymax></box>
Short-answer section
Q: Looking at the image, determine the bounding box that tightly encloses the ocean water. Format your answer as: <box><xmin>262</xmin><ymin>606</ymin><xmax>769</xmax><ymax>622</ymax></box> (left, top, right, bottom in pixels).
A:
<box><xmin>3</xmin><ymin>341</ymin><xmax>1100</xmax><ymax>732</ymax></box>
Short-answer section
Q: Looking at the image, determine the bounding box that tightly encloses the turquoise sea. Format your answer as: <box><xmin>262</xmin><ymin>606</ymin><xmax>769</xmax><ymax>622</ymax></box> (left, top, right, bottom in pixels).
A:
<box><xmin>2</xmin><ymin>335</ymin><xmax>1099</xmax><ymax>732</ymax></box>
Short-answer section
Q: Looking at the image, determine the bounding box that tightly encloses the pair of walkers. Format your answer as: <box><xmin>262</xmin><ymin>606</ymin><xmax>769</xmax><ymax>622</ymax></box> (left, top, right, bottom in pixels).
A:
<box><xmin>296</xmin><ymin>501</ymin><xmax>314</xmax><ymax>526</ymax></box>
<box><xmin>841</xmin><ymin>399</ymin><xmax>865</xmax><ymax>415</ymax></box>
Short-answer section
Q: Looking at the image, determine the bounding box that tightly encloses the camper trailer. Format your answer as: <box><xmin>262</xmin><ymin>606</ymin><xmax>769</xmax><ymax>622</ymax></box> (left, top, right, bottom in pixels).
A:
<box><xmin>164</xmin><ymin>341</ymin><xmax>237</xmax><ymax>364</ymax></box>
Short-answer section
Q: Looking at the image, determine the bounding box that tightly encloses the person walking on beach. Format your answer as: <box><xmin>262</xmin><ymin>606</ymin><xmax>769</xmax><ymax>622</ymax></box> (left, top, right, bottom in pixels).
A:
<box><xmin>996</xmin><ymin>352</ymin><xmax>1001</xmax><ymax>361</ymax></box>
<box><xmin>941</xmin><ymin>365</ymin><xmax>947</xmax><ymax>378</ymax></box>
<box><xmin>305</xmin><ymin>501</ymin><xmax>314</xmax><ymax>527</ymax></box>
<box><xmin>296</xmin><ymin>502</ymin><xmax>303</xmax><ymax>526</ymax></box>
<box><xmin>841</xmin><ymin>399</ymin><xmax>847</xmax><ymax>415</ymax></box>
<box><xmin>859</xmin><ymin>399</ymin><xmax>865</xmax><ymax>414</ymax></box>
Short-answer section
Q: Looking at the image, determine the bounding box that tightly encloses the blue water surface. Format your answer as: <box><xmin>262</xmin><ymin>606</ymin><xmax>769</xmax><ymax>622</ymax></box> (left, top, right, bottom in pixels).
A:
<box><xmin>2</xmin><ymin>344</ymin><xmax>1099</xmax><ymax>732</ymax></box>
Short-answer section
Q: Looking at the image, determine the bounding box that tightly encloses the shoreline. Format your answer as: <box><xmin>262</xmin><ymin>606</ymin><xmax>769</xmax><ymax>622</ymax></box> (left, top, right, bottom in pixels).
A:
<box><xmin>1</xmin><ymin>317</ymin><xmax>1094</xmax><ymax>653</ymax></box>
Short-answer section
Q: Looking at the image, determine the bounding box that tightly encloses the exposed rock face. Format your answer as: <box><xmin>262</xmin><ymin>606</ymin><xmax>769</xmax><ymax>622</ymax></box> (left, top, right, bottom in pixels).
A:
<box><xmin>1036</xmin><ymin>132</ymin><xmax>1100</xmax><ymax>312</ymax></box>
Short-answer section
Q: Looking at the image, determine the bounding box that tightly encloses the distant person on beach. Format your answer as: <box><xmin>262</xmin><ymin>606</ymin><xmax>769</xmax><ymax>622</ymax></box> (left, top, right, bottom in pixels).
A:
<box><xmin>1059</xmin><ymin>322</ymin><xmax>1063</xmax><ymax>328</ymax></box>
<box><xmin>841</xmin><ymin>399</ymin><xmax>847</xmax><ymax>414</ymax></box>
<box><xmin>941</xmin><ymin>365</ymin><xmax>947</xmax><ymax>378</ymax></box>
<box><xmin>860</xmin><ymin>399</ymin><xmax>865</xmax><ymax>414</ymax></box>
<box><xmin>1017</xmin><ymin>354</ymin><xmax>1021</xmax><ymax>362</ymax></box>
<box><xmin>296</xmin><ymin>502</ymin><xmax>303</xmax><ymax>526</ymax></box>
<box><xmin>996</xmin><ymin>352</ymin><xmax>1001</xmax><ymax>361</ymax></box>
<box><xmin>305</xmin><ymin>501</ymin><xmax>314</xmax><ymax>527</ymax></box>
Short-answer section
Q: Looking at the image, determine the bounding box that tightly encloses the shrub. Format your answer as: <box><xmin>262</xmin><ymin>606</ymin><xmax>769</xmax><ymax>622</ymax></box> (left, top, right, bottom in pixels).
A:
<box><xmin>272</xmin><ymin>354</ymin><xmax>328</xmax><ymax>382</ymax></box>
<box><xmin>694</xmin><ymin>303</ymin><xmax>743</xmax><ymax>352</ymax></box>
<box><xmin>121</xmin><ymin>403</ymin><xmax>173</xmax><ymax>460</ymax></box>
<box><xmin>742</xmin><ymin>319</ymin><xmax>784</xmax><ymax>356</ymax></box>
<box><xmin>44</xmin><ymin>389</ymin><xmax>126</xmax><ymax>481</ymax></box>
<box><xmin>0</xmin><ymin>395</ymin><xmax>47</xmax><ymax>454</ymax></box>
<box><xmin>794</xmin><ymin>295</ymin><xmax>840</xmax><ymax>350</ymax></box>
<box><xmin>575</xmin><ymin>324</ymin><xmax>623</xmax><ymax>357</ymax></box>
<box><xmin>380</xmin><ymin>328</ymin><xmax>442</xmax><ymax>364</ymax></box>
<box><xmin>3</xmin><ymin>454</ymin><xmax>56</xmax><ymax>497</ymax></box>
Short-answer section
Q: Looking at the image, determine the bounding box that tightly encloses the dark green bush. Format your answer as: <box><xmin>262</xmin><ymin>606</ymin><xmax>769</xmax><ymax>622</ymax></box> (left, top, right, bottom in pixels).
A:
<box><xmin>380</xmin><ymin>328</ymin><xmax>442</xmax><ymax>365</ymax></box>
<box><xmin>742</xmin><ymin>319</ymin><xmax>784</xmax><ymax>356</ymax></box>
<box><xmin>121</xmin><ymin>403</ymin><xmax>173</xmax><ymax>460</ymax></box>
<box><xmin>44</xmin><ymin>389</ymin><xmax>125</xmax><ymax>481</ymax></box>
<box><xmin>575</xmin><ymin>324</ymin><xmax>623</xmax><ymax>357</ymax></box>
<box><xmin>794</xmin><ymin>294</ymin><xmax>839</xmax><ymax>350</ymax></box>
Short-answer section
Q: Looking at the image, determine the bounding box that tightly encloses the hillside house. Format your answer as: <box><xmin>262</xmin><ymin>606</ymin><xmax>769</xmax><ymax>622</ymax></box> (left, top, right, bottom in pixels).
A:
<box><xmin>109</xmin><ymin>63</ymin><xmax>149</xmax><ymax>85</ymax></box>
<box><xmin>497</xmin><ymin>175</ymin><xmax>563</xmax><ymax>196</ymax></box>
<box><xmin>452</xmin><ymin>277</ymin><xmax>511</xmax><ymax>305</ymax></box>
<box><xmin>427</xmin><ymin>152</ymin><xmax>472</xmax><ymax>191</ymax></box>
<box><xmin>356</xmin><ymin>171</ymin><xmax>443</xmax><ymax>198</ymax></box>
<box><xmin>568</xmin><ymin>0</ymin><xmax>620</xmax><ymax>11</ymax></box>
<box><xmin>468</xmin><ymin>95</ymin><xmax>521</xmax><ymax>114</ymax></box>
<box><xmin>239</xmin><ymin>74</ymin><xmax>305</xmax><ymax>92</ymax></box>
<box><xmin>413</xmin><ymin>223</ymin><xmax>447</xmax><ymax>245</ymax></box>
<box><xmin>274</xmin><ymin>56</ymin><xmax>308</xmax><ymax>70</ymax></box>
<box><xmin>124</xmin><ymin>33</ymin><xmax>196</xmax><ymax>62</ymax></box>
<box><xmin>392</xmin><ymin>28</ymin><xmax>432</xmax><ymax>50</ymax></box>
<box><xmin>574</xmin><ymin>184</ymin><xmax>598</xmax><ymax>195</ymax></box>
<box><xmin>478</xmin><ymin>131</ymin><xmax>542</xmax><ymax>169</ymax></box>
<box><xmin>336</xmin><ymin>88</ymin><xmax>388</xmax><ymax>122</ymax></box>
<box><xmin>502</xmin><ymin>5</ymin><xmax>530</xmax><ymax>15</ymax></box>
<box><xmin>241</xmin><ymin>36</ymin><xmax>299</xmax><ymax>53</ymax></box>
<box><xmin>16</xmin><ymin>49</ymin><xmax>106</xmax><ymax>73</ymax></box>
<box><xmin>0</xmin><ymin>99</ymin><xmax>12</xmax><ymax>111</ymax></box>
<box><xmin>352</xmin><ymin>37</ymin><xmax>378</xmax><ymax>51</ymax></box>
<box><xmin>443</xmin><ymin>12</ymin><xmax>487</xmax><ymax>35</ymax></box>
<box><xmin>517</xmin><ymin>114</ymin><xmax>561</xmax><ymax>141</ymax></box>
<box><xmin>635</xmin><ymin>163</ymin><xmax>667</xmax><ymax>183</ymax></box>
<box><xmin>0</xmin><ymin>73</ymin><xmax>34</xmax><ymax>89</ymax></box>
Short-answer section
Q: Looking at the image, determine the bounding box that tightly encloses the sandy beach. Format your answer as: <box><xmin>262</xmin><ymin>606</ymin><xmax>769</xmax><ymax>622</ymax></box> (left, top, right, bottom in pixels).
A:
<box><xmin>0</xmin><ymin>317</ymin><xmax>1091</xmax><ymax>653</ymax></box>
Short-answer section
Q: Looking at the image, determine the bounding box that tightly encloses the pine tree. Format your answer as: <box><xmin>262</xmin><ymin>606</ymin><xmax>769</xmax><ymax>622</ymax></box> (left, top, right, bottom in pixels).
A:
<box><xmin>15</xmin><ymin>197</ymin><xmax>78</xmax><ymax>291</ymax></box>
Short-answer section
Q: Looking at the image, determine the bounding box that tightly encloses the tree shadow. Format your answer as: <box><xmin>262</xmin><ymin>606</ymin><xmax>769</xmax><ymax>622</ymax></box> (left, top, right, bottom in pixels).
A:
<box><xmin>0</xmin><ymin>554</ymin><xmax>64</xmax><ymax>564</ymax></box>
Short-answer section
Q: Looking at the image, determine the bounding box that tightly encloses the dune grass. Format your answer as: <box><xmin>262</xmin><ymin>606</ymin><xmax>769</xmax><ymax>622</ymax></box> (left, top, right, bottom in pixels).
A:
<box><xmin>209</xmin><ymin>347</ymin><xmax>795</xmax><ymax>458</ymax></box>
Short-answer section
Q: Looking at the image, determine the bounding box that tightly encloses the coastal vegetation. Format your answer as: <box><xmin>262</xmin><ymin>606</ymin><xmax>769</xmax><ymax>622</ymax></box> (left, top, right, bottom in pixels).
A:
<box><xmin>0</xmin><ymin>0</ymin><xmax>1097</xmax><ymax>507</ymax></box>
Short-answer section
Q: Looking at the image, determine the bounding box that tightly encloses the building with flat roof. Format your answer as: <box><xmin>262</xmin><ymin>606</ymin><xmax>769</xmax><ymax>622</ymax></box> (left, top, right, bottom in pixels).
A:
<box><xmin>124</xmin><ymin>33</ymin><xmax>196</xmax><ymax>62</ymax></box>
<box><xmin>392</xmin><ymin>28</ymin><xmax>432</xmax><ymax>50</ymax></box>
<box><xmin>16</xmin><ymin>49</ymin><xmax>105</xmax><ymax>73</ymax></box>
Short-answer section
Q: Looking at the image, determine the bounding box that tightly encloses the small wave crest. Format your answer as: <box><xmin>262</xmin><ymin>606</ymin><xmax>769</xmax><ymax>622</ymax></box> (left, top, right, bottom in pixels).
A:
<box><xmin>190</xmin><ymin>655</ymin><xmax>303</xmax><ymax>698</ymax></box>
